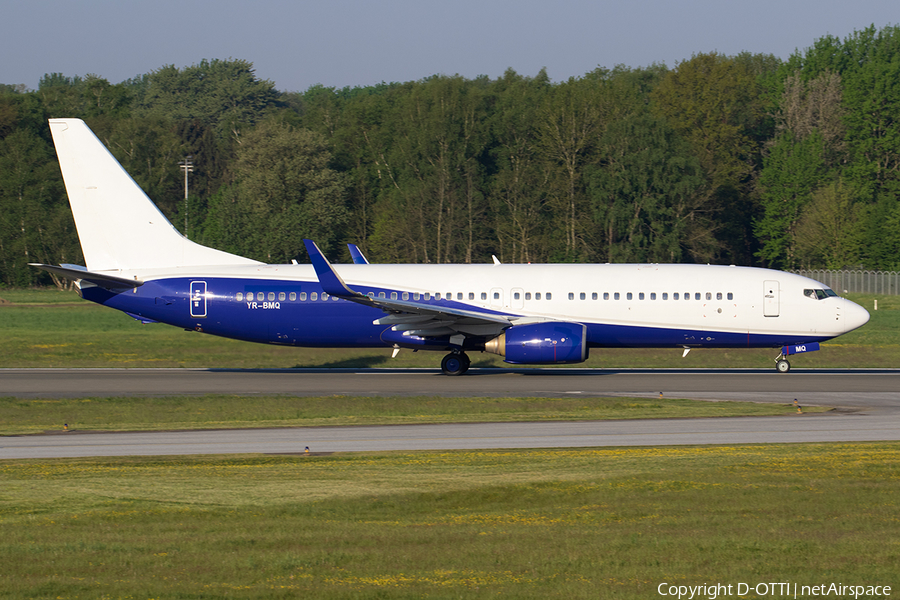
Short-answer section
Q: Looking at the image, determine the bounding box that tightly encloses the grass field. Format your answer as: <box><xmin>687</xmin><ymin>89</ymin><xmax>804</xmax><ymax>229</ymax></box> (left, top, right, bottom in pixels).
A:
<box><xmin>1</xmin><ymin>444</ymin><xmax>897</xmax><ymax>599</ymax></box>
<box><xmin>0</xmin><ymin>288</ymin><xmax>896</xmax><ymax>369</ymax></box>
<box><xmin>0</xmin><ymin>394</ymin><xmax>826</xmax><ymax>436</ymax></box>
<box><xmin>1</xmin><ymin>288</ymin><xmax>896</xmax><ymax>598</ymax></box>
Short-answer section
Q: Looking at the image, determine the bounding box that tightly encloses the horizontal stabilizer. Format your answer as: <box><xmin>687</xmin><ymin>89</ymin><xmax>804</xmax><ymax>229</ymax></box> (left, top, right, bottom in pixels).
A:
<box><xmin>29</xmin><ymin>263</ymin><xmax>142</xmax><ymax>289</ymax></box>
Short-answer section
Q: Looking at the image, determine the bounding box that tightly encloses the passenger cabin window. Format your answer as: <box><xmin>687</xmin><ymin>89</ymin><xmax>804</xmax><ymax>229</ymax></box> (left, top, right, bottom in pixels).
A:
<box><xmin>290</xmin><ymin>292</ymin><xmax>297</xmax><ymax>301</ymax></box>
<box><xmin>627</xmin><ymin>292</ymin><xmax>633</xmax><ymax>300</ymax></box>
<box><xmin>236</xmin><ymin>292</ymin><xmax>244</xmax><ymax>301</ymax></box>
<box><xmin>580</xmin><ymin>292</ymin><xmax>586</xmax><ymax>300</ymax></box>
<box><xmin>525</xmin><ymin>292</ymin><xmax>532</xmax><ymax>300</ymax></box>
<box><xmin>568</xmin><ymin>292</ymin><xmax>574</xmax><ymax>300</ymax></box>
<box><xmin>546</xmin><ymin>292</ymin><xmax>552</xmax><ymax>300</ymax></box>
<box><xmin>535</xmin><ymin>292</ymin><xmax>541</xmax><ymax>300</ymax></box>
<box><xmin>300</xmin><ymin>292</ymin><xmax>308</xmax><ymax>301</ymax></box>
<box><xmin>481</xmin><ymin>292</ymin><xmax>487</xmax><ymax>300</ymax></box>
<box><xmin>603</xmin><ymin>292</ymin><xmax>609</xmax><ymax>300</ymax></box>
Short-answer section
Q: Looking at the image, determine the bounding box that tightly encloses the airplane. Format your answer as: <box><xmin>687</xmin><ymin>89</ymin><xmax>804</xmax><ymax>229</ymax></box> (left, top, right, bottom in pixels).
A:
<box><xmin>32</xmin><ymin>119</ymin><xmax>870</xmax><ymax>375</ymax></box>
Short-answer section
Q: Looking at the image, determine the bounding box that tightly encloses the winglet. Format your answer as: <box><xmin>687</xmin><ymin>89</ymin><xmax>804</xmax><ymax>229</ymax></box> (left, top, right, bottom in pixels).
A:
<box><xmin>303</xmin><ymin>239</ymin><xmax>364</xmax><ymax>298</ymax></box>
<box><xmin>347</xmin><ymin>243</ymin><xmax>370</xmax><ymax>265</ymax></box>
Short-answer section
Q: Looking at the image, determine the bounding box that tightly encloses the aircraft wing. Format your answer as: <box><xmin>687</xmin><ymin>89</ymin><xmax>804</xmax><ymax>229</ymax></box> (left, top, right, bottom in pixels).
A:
<box><xmin>30</xmin><ymin>263</ymin><xmax>143</xmax><ymax>290</ymax></box>
<box><xmin>303</xmin><ymin>240</ymin><xmax>511</xmax><ymax>338</ymax></box>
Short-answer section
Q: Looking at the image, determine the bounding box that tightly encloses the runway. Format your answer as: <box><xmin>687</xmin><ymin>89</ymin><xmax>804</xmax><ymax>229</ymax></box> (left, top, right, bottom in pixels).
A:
<box><xmin>2</xmin><ymin>368</ymin><xmax>899</xmax><ymax>459</ymax></box>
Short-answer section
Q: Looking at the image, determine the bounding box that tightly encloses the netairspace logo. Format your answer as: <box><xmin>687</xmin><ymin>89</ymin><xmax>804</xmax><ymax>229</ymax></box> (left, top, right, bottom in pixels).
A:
<box><xmin>657</xmin><ymin>582</ymin><xmax>892</xmax><ymax>599</ymax></box>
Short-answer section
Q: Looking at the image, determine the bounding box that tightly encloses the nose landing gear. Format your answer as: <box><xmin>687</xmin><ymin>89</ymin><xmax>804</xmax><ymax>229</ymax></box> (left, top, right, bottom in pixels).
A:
<box><xmin>775</xmin><ymin>357</ymin><xmax>791</xmax><ymax>373</ymax></box>
<box><xmin>441</xmin><ymin>352</ymin><xmax>471</xmax><ymax>376</ymax></box>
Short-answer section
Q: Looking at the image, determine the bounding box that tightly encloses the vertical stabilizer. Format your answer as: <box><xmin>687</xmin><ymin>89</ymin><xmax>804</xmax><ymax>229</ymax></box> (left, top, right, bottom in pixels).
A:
<box><xmin>49</xmin><ymin>119</ymin><xmax>261</xmax><ymax>271</ymax></box>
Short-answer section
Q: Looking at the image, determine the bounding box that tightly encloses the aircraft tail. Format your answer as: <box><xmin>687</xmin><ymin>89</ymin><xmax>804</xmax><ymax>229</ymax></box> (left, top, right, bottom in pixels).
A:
<box><xmin>49</xmin><ymin>118</ymin><xmax>261</xmax><ymax>272</ymax></box>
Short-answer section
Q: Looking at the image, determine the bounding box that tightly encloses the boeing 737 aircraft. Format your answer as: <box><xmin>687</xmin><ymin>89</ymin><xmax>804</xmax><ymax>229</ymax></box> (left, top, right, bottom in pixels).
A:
<box><xmin>33</xmin><ymin>119</ymin><xmax>870</xmax><ymax>375</ymax></box>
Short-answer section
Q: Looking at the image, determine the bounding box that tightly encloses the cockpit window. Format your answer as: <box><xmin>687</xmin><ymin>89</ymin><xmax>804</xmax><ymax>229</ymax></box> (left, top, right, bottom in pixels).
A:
<box><xmin>804</xmin><ymin>288</ymin><xmax>838</xmax><ymax>300</ymax></box>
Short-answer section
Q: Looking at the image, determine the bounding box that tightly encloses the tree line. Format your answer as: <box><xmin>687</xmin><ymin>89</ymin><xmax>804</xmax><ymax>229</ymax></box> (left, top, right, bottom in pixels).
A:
<box><xmin>2</xmin><ymin>26</ymin><xmax>900</xmax><ymax>288</ymax></box>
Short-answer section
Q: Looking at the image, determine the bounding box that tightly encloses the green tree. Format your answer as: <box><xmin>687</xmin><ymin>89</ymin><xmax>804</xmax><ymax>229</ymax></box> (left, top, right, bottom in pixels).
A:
<box><xmin>651</xmin><ymin>52</ymin><xmax>766</xmax><ymax>262</ymax></box>
<box><xmin>204</xmin><ymin>120</ymin><xmax>348</xmax><ymax>263</ymax></box>
<box><xmin>0</xmin><ymin>128</ymin><xmax>75</xmax><ymax>287</ymax></box>
<box><xmin>95</xmin><ymin>116</ymin><xmax>187</xmax><ymax>218</ymax></box>
<box><xmin>588</xmin><ymin>114</ymin><xmax>703</xmax><ymax>263</ymax></box>
<box><xmin>489</xmin><ymin>69</ymin><xmax>552</xmax><ymax>263</ymax></box>
<box><xmin>795</xmin><ymin>180</ymin><xmax>863</xmax><ymax>269</ymax></box>
<box><xmin>780</xmin><ymin>25</ymin><xmax>900</xmax><ymax>268</ymax></box>
<box><xmin>134</xmin><ymin>59</ymin><xmax>280</xmax><ymax>142</ymax></box>
<box><xmin>38</xmin><ymin>73</ymin><xmax>131</xmax><ymax>119</ymax></box>
<box><xmin>535</xmin><ymin>76</ymin><xmax>609</xmax><ymax>261</ymax></box>
<box><xmin>755</xmin><ymin>132</ymin><xmax>827</xmax><ymax>268</ymax></box>
<box><xmin>370</xmin><ymin>76</ymin><xmax>490</xmax><ymax>263</ymax></box>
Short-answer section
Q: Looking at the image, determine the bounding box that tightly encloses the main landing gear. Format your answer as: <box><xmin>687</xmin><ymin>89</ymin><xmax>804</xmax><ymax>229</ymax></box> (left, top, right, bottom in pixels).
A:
<box><xmin>441</xmin><ymin>351</ymin><xmax>471</xmax><ymax>376</ymax></box>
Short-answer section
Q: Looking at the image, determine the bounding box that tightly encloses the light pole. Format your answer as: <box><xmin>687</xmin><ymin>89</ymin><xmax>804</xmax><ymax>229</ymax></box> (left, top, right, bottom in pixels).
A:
<box><xmin>178</xmin><ymin>156</ymin><xmax>193</xmax><ymax>238</ymax></box>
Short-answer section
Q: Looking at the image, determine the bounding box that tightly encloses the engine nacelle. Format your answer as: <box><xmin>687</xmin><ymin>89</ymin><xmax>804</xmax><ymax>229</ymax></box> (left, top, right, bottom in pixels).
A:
<box><xmin>485</xmin><ymin>322</ymin><xmax>588</xmax><ymax>364</ymax></box>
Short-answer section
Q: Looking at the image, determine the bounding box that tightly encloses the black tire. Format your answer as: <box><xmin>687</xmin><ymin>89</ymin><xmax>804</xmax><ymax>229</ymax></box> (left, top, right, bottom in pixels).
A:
<box><xmin>776</xmin><ymin>359</ymin><xmax>791</xmax><ymax>373</ymax></box>
<box><xmin>459</xmin><ymin>352</ymin><xmax>470</xmax><ymax>374</ymax></box>
<box><xmin>441</xmin><ymin>353</ymin><xmax>467</xmax><ymax>376</ymax></box>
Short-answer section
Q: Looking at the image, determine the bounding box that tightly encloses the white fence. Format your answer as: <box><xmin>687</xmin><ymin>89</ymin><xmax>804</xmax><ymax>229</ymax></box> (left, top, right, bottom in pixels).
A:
<box><xmin>793</xmin><ymin>269</ymin><xmax>900</xmax><ymax>295</ymax></box>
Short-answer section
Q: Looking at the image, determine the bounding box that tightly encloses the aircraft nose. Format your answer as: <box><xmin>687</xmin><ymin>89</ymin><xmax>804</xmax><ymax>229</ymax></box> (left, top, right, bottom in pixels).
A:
<box><xmin>842</xmin><ymin>300</ymin><xmax>870</xmax><ymax>333</ymax></box>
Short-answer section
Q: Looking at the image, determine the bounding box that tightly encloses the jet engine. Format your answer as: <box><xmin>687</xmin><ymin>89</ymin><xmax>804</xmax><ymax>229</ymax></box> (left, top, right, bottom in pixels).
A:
<box><xmin>485</xmin><ymin>322</ymin><xmax>588</xmax><ymax>364</ymax></box>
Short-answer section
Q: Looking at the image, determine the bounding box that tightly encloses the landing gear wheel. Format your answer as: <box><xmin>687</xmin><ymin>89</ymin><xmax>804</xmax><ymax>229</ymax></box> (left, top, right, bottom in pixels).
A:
<box><xmin>441</xmin><ymin>352</ymin><xmax>470</xmax><ymax>376</ymax></box>
<box><xmin>776</xmin><ymin>359</ymin><xmax>791</xmax><ymax>373</ymax></box>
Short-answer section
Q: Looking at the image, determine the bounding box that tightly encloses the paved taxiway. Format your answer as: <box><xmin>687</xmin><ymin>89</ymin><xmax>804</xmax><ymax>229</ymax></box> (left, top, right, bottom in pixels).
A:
<box><xmin>2</xmin><ymin>368</ymin><xmax>899</xmax><ymax>459</ymax></box>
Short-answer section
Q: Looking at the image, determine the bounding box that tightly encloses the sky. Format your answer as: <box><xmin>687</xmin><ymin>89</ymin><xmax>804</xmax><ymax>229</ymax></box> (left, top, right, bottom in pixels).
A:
<box><xmin>3</xmin><ymin>0</ymin><xmax>897</xmax><ymax>93</ymax></box>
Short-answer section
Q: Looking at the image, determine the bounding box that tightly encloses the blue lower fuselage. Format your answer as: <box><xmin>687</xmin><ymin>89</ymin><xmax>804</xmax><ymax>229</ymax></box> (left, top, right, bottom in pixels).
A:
<box><xmin>82</xmin><ymin>277</ymin><xmax>829</xmax><ymax>351</ymax></box>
